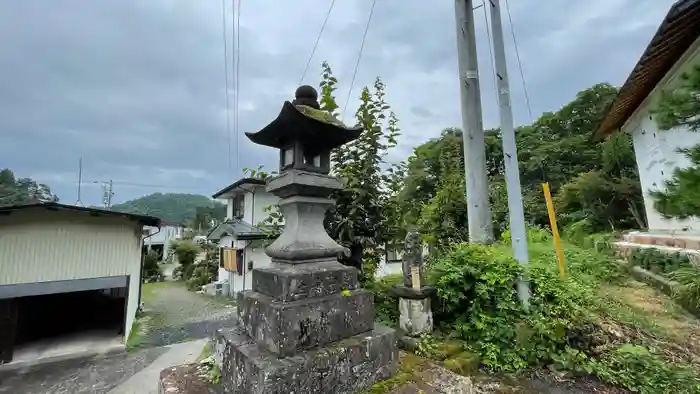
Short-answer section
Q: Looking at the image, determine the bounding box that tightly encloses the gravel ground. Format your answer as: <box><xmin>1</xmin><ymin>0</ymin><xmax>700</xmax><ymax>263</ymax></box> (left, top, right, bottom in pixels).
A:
<box><xmin>0</xmin><ymin>347</ymin><xmax>169</xmax><ymax>394</ymax></box>
<box><xmin>133</xmin><ymin>281</ymin><xmax>236</xmax><ymax>348</ymax></box>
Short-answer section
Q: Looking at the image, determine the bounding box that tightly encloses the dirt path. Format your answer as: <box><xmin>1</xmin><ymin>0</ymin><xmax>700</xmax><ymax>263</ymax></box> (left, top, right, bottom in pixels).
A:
<box><xmin>129</xmin><ymin>281</ymin><xmax>236</xmax><ymax>349</ymax></box>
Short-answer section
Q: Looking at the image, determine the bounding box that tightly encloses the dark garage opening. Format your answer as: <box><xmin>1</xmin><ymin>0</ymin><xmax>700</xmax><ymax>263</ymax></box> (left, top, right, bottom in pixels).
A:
<box><xmin>15</xmin><ymin>288</ymin><xmax>126</xmax><ymax>345</ymax></box>
<box><xmin>5</xmin><ymin>288</ymin><xmax>128</xmax><ymax>365</ymax></box>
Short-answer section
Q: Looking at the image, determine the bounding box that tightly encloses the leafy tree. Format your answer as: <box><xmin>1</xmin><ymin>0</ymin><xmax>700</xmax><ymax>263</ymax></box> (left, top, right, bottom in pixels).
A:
<box><xmin>318</xmin><ymin>62</ymin><xmax>400</xmax><ymax>283</ymax></box>
<box><xmin>242</xmin><ymin>165</ymin><xmax>276</xmax><ymax>180</ymax></box>
<box><xmin>398</xmin><ymin>83</ymin><xmax>642</xmax><ymax>240</ymax></box>
<box><xmin>650</xmin><ymin>66</ymin><xmax>700</xmax><ymax>219</ymax></box>
<box><xmin>0</xmin><ymin>168</ymin><xmax>59</xmax><ymax>206</ymax></box>
<box><xmin>556</xmin><ymin>132</ymin><xmax>645</xmax><ymax>231</ymax></box>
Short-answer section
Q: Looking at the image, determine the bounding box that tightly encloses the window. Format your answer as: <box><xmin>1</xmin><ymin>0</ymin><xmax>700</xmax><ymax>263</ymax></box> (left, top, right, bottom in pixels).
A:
<box><xmin>233</xmin><ymin>195</ymin><xmax>245</xmax><ymax>218</ymax></box>
<box><xmin>386</xmin><ymin>244</ymin><xmax>403</xmax><ymax>263</ymax></box>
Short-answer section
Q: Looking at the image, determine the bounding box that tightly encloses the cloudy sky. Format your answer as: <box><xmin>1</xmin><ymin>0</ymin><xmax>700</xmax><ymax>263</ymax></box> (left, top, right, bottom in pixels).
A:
<box><xmin>0</xmin><ymin>0</ymin><xmax>675</xmax><ymax>205</ymax></box>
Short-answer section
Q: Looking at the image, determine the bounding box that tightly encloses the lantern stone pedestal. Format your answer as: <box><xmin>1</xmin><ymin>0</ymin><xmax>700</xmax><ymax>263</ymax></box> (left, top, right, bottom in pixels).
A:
<box><xmin>213</xmin><ymin>86</ymin><xmax>398</xmax><ymax>394</ymax></box>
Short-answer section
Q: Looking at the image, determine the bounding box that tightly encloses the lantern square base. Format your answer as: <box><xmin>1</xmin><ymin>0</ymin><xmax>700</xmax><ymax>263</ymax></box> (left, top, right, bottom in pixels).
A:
<box><xmin>216</xmin><ymin>322</ymin><xmax>398</xmax><ymax>394</ymax></box>
<box><xmin>236</xmin><ymin>288</ymin><xmax>375</xmax><ymax>357</ymax></box>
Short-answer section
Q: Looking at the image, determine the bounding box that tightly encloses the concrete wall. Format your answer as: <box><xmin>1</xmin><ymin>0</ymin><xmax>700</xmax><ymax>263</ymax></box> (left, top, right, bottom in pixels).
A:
<box><xmin>623</xmin><ymin>36</ymin><xmax>700</xmax><ymax>235</ymax></box>
<box><xmin>0</xmin><ymin>208</ymin><xmax>143</xmax><ymax>339</ymax></box>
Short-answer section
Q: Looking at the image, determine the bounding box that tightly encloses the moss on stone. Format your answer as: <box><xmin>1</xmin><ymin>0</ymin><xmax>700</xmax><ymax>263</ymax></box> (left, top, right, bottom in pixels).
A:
<box><xmin>431</xmin><ymin>340</ymin><xmax>465</xmax><ymax>361</ymax></box>
<box><xmin>442</xmin><ymin>351</ymin><xmax>480</xmax><ymax>376</ymax></box>
<box><xmin>364</xmin><ymin>352</ymin><xmax>429</xmax><ymax>394</ymax></box>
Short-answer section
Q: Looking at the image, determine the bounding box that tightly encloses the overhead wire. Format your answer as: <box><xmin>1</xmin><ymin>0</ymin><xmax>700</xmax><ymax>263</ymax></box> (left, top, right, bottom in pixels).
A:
<box><xmin>233</xmin><ymin>0</ymin><xmax>243</xmax><ymax>171</ymax></box>
<box><xmin>503</xmin><ymin>0</ymin><xmax>533</xmax><ymax>122</ymax></box>
<box><xmin>299</xmin><ymin>0</ymin><xmax>338</xmax><ymax>85</ymax></box>
<box><xmin>221</xmin><ymin>0</ymin><xmax>232</xmax><ymax>170</ymax></box>
<box><xmin>480</xmin><ymin>1</ymin><xmax>499</xmax><ymax>113</ymax></box>
<box><xmin>342</xmin><ymin>0</ymin><xmax>378</xmax><ymax>121</ymax></box>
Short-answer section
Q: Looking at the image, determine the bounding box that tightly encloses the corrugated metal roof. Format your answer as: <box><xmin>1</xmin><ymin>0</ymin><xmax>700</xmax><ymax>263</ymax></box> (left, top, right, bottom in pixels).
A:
<box><xmin>0</xmin><ymin>201</ymin><xmax>161</xmax><ymax>227</ymax></box>
<box><xmin>595</xmin><ymin>0</ymin><xmax>700</xmax><ymax>139</ymax></box>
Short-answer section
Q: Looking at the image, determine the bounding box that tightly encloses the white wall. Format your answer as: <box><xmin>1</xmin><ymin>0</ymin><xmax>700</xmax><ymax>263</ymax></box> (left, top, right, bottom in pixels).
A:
<box><xmin>623</xmin><ymin>36</ymin><xmax>700</xmax><ymax>234</ymax></box>
<box><xmin>230</xmin><ymin>240</ymin><xmax>270</xmax><ymax>294</ymax></box>
<box><xmin>0</xmin><ymin>209</ymin><xmax>143</xmax><ymax>339</ymax></box>
<box><xmin>216</xmin><ymin>238</ymin><xmax>272</xmax><ymax>295</ymax></box>
<box><xmin>244</xmin><ymin>187</ymin><xmax>279</xmax><ymax>226</ymax></box>
<box><xmin>226</xmin><ymin>197</ymin><xmax>234</xmax><ymax>219</ymax></box>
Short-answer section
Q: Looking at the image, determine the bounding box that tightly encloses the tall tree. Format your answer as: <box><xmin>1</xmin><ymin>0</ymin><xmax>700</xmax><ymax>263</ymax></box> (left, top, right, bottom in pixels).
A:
<box><xmin>319</xmin><ymin>62</ymin><xmax>400</xmax><ymax>283</ymax></box>
<box><xmin>650</xmin><ymin>66</ymin><xmax>700</xmax><ymax>219</ymax></box>
<box><xmin>397</xmin><ymin>83</ymin><xmax>642</xmax><ymax>240</ymax></box>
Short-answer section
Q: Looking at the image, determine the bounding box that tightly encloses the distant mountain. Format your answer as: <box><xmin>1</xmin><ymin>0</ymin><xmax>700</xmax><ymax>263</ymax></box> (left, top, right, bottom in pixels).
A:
<box><xmin>111</xmin><ymin>193</ymin><xmax>225</xmax><ymax>225</ymax></box>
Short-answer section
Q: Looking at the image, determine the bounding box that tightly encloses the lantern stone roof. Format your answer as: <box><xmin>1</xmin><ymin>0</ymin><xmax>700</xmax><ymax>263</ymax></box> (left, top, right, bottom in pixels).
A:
<box><xmin>245</xmin><ymin>86</ymin><xmax>362</xmax><ymax>154</ymax></box>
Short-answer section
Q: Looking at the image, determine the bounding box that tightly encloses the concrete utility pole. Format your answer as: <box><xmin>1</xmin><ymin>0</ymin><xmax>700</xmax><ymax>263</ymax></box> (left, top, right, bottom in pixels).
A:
<box><xmin>453</xmin><ymin>0</ymin><xmax>494</xmax><ymax>244</ymax></box>
<box><xmin>75</xmin><ymin>157</ymin><xmax>83</xmax><ymax>207</ymax></box>
<box><xmin>488</xmin><ymin>0</ymin><xmax>530</xmax><ymax>306</ymax></box>
<box><xmin>101</xmin><ymin>180</ymin><xmax>114</xmax><ymax>209</ymax></box>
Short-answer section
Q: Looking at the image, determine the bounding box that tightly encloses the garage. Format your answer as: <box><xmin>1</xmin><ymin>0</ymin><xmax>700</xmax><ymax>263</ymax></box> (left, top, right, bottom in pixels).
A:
<box><xmin>0</xmin><ymin>202</ymin><xmax>160</xmax><ymax>366</ymax></box>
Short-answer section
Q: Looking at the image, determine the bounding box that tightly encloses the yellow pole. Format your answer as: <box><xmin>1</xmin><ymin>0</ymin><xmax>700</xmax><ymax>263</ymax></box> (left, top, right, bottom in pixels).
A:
<box><xmin>542</xmin><ymin>183</ymin><xmax>566</xmax><ymax>278</ymax></box>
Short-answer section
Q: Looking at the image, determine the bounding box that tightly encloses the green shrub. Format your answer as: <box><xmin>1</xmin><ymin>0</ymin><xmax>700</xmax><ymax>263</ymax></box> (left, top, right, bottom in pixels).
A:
<box><xmin>142</xmin><ymin>250</ymin><xmax>164</xmax><ymax>283</ymax></box>
<box><xmin>669</xmin><ymin>266</ymin><xmax>700</xmax><ymax>311</ymax></box>
<box><xmin>500</xmin><ymin>226</ymin><xmax>552</xmax><ymax>245</ymax></box>
<box><xmin>172</xmin><ymin>240</ymin><xmax>201</xmax><ymax>269</ymax></box>
<box><xmin>630</xmin><ymin>248</ymin><xmax>691</xmax><ymax>277</ymax></box>
<box><xmin>427</xmin><ymin>242</ymin><xmax>614</xmax><ymax>372</ymax></box>
<box><xmin>366</xmin><ymin>274</ymin><xmax>402</xmax><ymax>325</ymax></box>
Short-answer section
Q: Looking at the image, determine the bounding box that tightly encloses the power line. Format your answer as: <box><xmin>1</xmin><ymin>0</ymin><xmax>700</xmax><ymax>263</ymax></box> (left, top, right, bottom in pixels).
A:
<box><xmin>299</xmin><ymin>0</ymin><xmax>338</xmax><ymax>85</ymax></box>
<box><xmin>504</xmin><ymin>0</ymin><xmax>533</xmax><ymax>122</ymax></box>
<box><xmin>81</xmin><ymin>180</ymin><xmax>200</xmax><ymax>190</ymax></box>
<box><xmin>221</xmin><ymin>0</ymin><xmax>232</xmax><ymax>170</ymax></box>
<box><xmin>233</xmin><ymin>0</ymin><xmax>243</xmax><ymax>171</ymax></box>
<box><xmin>342</xmin><ymin>0</ymin><xmax>378</xmax><ymax>120</ymax></box>
<box><xmin>480</xmin><ymin>1</ymin><xmax>499</xmax><ymax>110</ymax></box>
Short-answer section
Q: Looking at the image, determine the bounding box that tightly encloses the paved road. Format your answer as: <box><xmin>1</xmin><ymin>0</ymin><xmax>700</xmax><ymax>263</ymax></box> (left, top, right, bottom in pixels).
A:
<box><xmin>0</xmin><ymin>340</ymin><xmax>207</xmax><ymax>394</ymax></box>
<box><xmin>0</xmin><ymin>281</ymin><xmax>235</xmax><ymax>393</ymax></box>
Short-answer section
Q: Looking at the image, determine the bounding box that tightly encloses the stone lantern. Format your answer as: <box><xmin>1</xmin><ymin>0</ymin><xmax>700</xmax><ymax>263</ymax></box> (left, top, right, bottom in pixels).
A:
<box><xmin>215</xmin><ymin>86</ymin><xmax>397</xmax><ymax>394</ymax></box>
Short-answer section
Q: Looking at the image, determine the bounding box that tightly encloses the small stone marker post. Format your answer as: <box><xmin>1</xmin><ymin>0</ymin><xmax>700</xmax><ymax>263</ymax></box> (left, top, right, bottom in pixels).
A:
<box><xmin>214</xmin><ymin>86</ymin><xmax>397</xmax><ymax>394</ymax></box>
<box><xmin>394</xmin><ymin>231</ymin><xmax>435</xmax><ymax>337</ymax></box>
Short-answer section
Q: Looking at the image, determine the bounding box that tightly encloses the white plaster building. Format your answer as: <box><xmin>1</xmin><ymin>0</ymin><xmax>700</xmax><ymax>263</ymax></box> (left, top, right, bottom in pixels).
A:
<box><xmin>144</xmin><ymin>222</ymin><xmax>184</xmax><ymax>261</ymax></box>
<box><xmin>596</xmin><ymin>0</ymin><xmax>700</xmax><ymax>236</ymax></box>
<box><xmin>208</xmin><ymin>178</ymin><xmax>276</xmax><ymax>295</ymax></box>
<box><xmin>208</xmin><ymin>177</ymin><xmax>408</xmax><ymax>294</ymax></box>
<box><xmin>0</xmin><ymin>202</ymin><xmax>160</xmax><ymax>365</ymax></box>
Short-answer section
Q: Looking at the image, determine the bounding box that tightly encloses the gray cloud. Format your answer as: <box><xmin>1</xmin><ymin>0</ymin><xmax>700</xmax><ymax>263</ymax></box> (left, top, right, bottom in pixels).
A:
<box><xmin>0</xmin><ymin>0</ymin><xmax>677</xmax><ymax>205</ymax></box>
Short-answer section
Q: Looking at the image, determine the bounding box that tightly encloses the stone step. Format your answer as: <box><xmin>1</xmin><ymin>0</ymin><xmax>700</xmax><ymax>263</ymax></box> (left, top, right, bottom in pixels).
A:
<box><xmin>622</xmin><ymin>232</ymin><xmax>700</xmax><ymax>249</ymax></box>
<box><xmin>613</xmin><ymin>241</ymin><xmax>700</xmax><ymax>265</ymax></box>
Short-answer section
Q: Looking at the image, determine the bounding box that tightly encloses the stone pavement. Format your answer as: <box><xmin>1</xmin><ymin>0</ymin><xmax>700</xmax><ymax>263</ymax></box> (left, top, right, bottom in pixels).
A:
<box><xmin>135</xmin><ymin>281</ymin><xmax>236</xmax><ymax>349</ymax></box>
<box><xmin>0</xmin><ymin>340</ymin><xmax>207</xmax><ymax>394</ymax></box>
